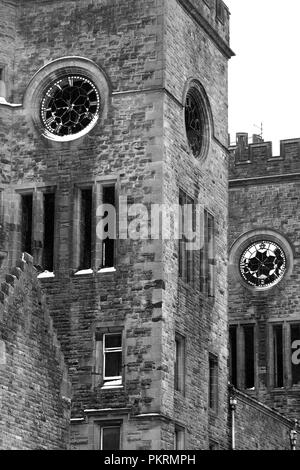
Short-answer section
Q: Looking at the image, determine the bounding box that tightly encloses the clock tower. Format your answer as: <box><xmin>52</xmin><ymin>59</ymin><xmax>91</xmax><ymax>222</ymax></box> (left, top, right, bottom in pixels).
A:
<box><xmin>0</xmin><ymin>0</ymin><xmax>233</xmax><ymax>449</ymax></box>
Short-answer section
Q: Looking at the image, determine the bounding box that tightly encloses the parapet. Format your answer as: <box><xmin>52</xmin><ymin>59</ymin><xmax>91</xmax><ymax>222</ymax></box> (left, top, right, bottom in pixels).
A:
<box><xmin>229</xmin><ymin>132</ymin><xmax>300</xmax><ymax>181</ymax></box>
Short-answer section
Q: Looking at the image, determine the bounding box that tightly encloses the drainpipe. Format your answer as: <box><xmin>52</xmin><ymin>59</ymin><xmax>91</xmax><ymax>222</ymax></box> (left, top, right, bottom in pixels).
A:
<box><xmin>229</xmin><ymin>395</ymin><xmax>237</xmax><ymax>450</ymax></box>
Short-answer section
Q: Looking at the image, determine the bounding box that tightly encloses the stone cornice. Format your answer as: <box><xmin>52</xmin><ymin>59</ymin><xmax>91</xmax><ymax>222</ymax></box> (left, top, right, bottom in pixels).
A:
<box><xmin>229</xmin><ymin>172</ymin><xmax>300</xmax><ymax>188</ymax></box>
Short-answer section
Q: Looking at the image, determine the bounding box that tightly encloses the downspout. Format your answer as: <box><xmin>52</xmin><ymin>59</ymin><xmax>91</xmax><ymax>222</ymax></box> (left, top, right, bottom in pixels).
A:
<box><xmin>229</xmin><ymin>395</ymin><xmax>237</xmax><ymax>450</ymax></box>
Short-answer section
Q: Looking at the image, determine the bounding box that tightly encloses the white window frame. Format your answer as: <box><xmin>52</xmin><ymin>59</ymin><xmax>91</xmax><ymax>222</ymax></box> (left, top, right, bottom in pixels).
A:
<box><xmin>103</xmin><ymin>333</ymin><xmax>122</xmax><ymax>386</ymax></box>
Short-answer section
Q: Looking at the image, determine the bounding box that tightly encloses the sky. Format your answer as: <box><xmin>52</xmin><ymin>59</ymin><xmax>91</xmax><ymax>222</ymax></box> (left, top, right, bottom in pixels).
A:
<box><xmin>226</xmin><ymin>0</ymin><xmax>300</xmax><ymax>153</ymax></box>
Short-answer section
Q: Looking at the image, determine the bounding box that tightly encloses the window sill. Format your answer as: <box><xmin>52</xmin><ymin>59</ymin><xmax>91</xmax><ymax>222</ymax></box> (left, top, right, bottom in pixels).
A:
<box><xmin>98</xmin><ymin>267</ymin><xmax>116</xmax><ymax>274</ymax></box>
<box><xmin>101</xmin><ymin>385</ymin><xmax>124</xmax><ymax>391</ymax></box>
<box><xmin>37</xmin><ymin>271</ymin><xmax>55</xmax><ymax>279</ymax></box>
<box><xmin>75</xmin><ymin>269</ymin><xmax>94</xmax><ymax>276</ymax></box>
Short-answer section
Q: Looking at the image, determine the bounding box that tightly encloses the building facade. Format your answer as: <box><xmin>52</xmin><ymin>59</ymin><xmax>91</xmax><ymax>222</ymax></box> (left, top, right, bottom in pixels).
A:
<box><xmin>0</xmin><ymin>0</ymin><xmax>233</xmax><ymax>450</ymax></box>
<box><xmin>0</xmin><ymin>0</ymin><xmax>299</xmax><ymax>451</ymax></box>
<box><xmin>229</xmin><ymin>133</ymin><xmax>300</xmax><ymax>422</ymax></box>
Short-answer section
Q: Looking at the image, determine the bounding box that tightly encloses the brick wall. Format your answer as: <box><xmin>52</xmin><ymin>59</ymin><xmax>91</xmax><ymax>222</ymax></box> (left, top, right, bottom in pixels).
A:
<box><xmin>0</xmin><ymin>253</ymin><xmax>71</xmax><ymax>450</ymax></box>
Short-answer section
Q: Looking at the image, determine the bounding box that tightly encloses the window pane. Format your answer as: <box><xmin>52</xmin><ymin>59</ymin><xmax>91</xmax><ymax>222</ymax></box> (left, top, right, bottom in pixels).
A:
<box><xmin>174</xmin><ymin>428</ymin><xmax>184</xmax><ymax>450</ymax></box>
<box><xmin>175</xmin><ymin>335</ymin><xmax>185</xmax><ymax>393</ymax></box>
<box><xmin>273</xmin><ymin>325</ymin><xmax>283</xmax><ymax>388</ymax></box>
<box><xmin>79</xmin><ymin>188</ymin><xmax>92</xmax><ymax>269</ymax></box>
<box><xmin>209</xmin><ymin>355</ymin><xmax>218</xmax><ymax>411</ymax></box>
<box><xmin>244</xmin><ymin>326</ymin><xmax>255</xmax><ymax>389</ymax></box>
<box><xmin>291</xmin><ymin>324</ymin><xmax>300</xmax><ymax>386</ymax></box>
<box><xmin>102</xmin><ymin>427</ymin><xmax>120</xmax><ymax>450</ymax></box>
<box><xmin>105</xmin><ymin>334</ymin><xmax>122</xmax><ymax>349</ymax></box>
<box><xmin>102</xmin><ymin>185</ymin><xmax>115</xmax><ymax>268</ymax></box>
<box><xmin>21</xmin><ymin>194</ymin><xmax>33</xmax><ymax>255</ymax></box>
<box><xmin>207</xmin><ymin>213</ymin><xmax>215</xmax><ymax>297</ymax></box>
<box><xmin>105</xmin><ymin>351</ymin><xmax>122</xmax><ymax>378</ymax></box>
<box><xmin>43</xmin><ymin>193</ymin><xmax>55</xmax><ymax>271</ymax></box>
<box><xmin>229</xmin><ymin>326</ymin><xmax>237</xmax><ymax>387</ymax></box>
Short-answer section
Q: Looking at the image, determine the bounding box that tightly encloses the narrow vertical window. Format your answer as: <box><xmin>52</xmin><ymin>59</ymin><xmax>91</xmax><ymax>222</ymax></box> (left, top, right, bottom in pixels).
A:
<box><xmin>273</xmin><ymin>325</ymin><xmax>284</xmax><ymax>388</ymax></box>
<box><xmin>179</xmin><ymin>190</ymin><xmax>195</xmax><ymax>284</ymax></box>
<box><xmin>207</xmin><ymin>212</ymin><xmax>215</xmax><ymax>297</ymax></box>
<box><xmin>244</xmin><ymin>325</ymin><xmax>255</xmax><ymax>389</ymax></box>
<box><xmin>229</xmin><ymin>326</ymin><xmax>238</xmax><ymax>388</ymax></box>
<box><xmin>100</xmin><ymin>425</ymin><xmax>120</xmax><ymax>450</ymax></box>
<box><xmin>291</xmin><ymin>324</ymin><xmax>300</xmax><ymax>386</ymax></box>
<box><xmin>102</xmin><ymin>185</ymin><xmax>115</xmax><ymax>269</ymax></box>
<box><xmin>103</xmin><ymin>333</ymin><xmax>122</xmax><ymax>386</ymax></box>
<box><xmin>79</xmin><ymin>188</ymin><xmax>92</xmax><ymax>270</ymax></box>
<box><xmin>175</xmin><ymin>333</ymin><xmax>185</xmax><ymax>394</ymax></box>
<box><xmin>200</xmin><ymin>210</ymin><xmax>215</xmax><ymax>296</ymax></box>
<box><xmin>216</xmin><ymin>0</ymin><xmax>225</xmax><ymax>23</ymax></box>
<box><xmin>0</xmin><ymin>67</ymin><xmax>5</xmax><ymax>97</ymax></box>
<box><xmin>209</xmin><ymin>354</ymin><xmax>218</xmax><ymax>412</ymax></box>
<box><xmin>174</xmin><ymin>426</ymin><xmax>185</xmax><ymax>450</ymax></box>
<box><xmin>43</xmin><ymin>193</ymin><xmax>55</xmax><ymax>272</ymax></box>
<box><xmin>21</xmin><ymin>194</ymin><xmax>33</xmax><ymax>255</ymax></box>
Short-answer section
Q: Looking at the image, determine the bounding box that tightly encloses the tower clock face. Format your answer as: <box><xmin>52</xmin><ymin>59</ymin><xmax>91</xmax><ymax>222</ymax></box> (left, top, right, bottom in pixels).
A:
<box><xmin>41</xmin><ymin>75</ymin><xmax>100</xmax><ymax>138</ymax></box>
<box><xmin>240</xmin><ymin>240</ymin><xmax>286</xmax><ymax>289</ymax></box>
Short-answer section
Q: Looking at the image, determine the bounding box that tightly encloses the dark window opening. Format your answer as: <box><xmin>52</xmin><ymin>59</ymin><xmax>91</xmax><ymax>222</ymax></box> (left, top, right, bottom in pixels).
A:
<box><xmin>200</xmin><ymin>210</ymin><xmax>215</xmax><ymax>296</ymax></box>
<box><xmin>229</xmin><ymin>326</ymin><xmax>238</xmax><ymax>388</ymax></box>
<box><xmin>291</xmin><ymin>324</ymin><xmax>300</xmax><ymax>386</ymax></box>
<box><xmin>273</xmin><ymin>325</ymin><xmax>284</xmax><ymax>388</ymax></box>
<box><xmin>207</xmin><ymin>212</ymin><xmax>215</xmax><ymax>297</ymax></box>
<box><xmin>174</xmin><ymin>426</ymin><xmax>185</xmax><ymax>450</ymax></box>
<box><xmin>175</xmin><ymin>334</ymin><xmax>185</xmax><ymax>393</ymax></box>
<box><xmin>179</xmin><ymin>190</ymin><xmax>195</xmax><ymax>284</ymax></box>
<box><xmin>79</xmin><ymin>188</ymin><xmax>92</xmax><ymax>270</ymax></box>
<box><xmin>244</xmin><ymin>326</ymin><xmax>255</xmax><ymax>389</ymax></box>
<box><xmin>103</xmin><ymin>333</ymin><xmax>122</xmax><ymax>382</ymax></box>
<box><xmin>0</xmin><ymin>68</ymin><xmax>3</xmax><ymax>81</ymax></box>
<box><xmin>43</xmin><ymin>193</ymin><xmax>55</xmax><ymax>272</ymax></box>
<box><xmin>21</xmin><ymin>194</ymin><xmax>33</xmax><ymax>255</ymax></box>
<box><xmin>102</xmin><ymin>185</ymin><xmax>115</xmax><ymax>269</ymax></box>
<box><xmin>209</xmin><ymin>354</ymin><xmax>218</xmax><ymax>412</ymax></box>
<box><xmin>101</xmin><ymin>425</ymin><xmax>120</xmax><ymax>450</ymax></box>
<box><xmin>216</xmin><ymin>0</ymin><xmax>225</xmax><ymax>23</ymax></box>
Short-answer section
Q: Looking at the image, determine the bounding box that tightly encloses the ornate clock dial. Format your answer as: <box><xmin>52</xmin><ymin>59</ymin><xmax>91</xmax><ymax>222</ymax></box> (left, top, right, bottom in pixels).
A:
<box><xmin>240</xmin><ymin>240</ymin><xmax>286</xmax><ymax>288</ymax></box>
<box><xmin>41</xmin><ymin>75</ymin><xmax>100</xmax><ymax>138</ymax></box>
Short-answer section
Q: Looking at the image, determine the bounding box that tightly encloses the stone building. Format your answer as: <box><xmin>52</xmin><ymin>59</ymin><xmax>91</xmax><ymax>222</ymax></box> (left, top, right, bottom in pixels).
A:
<box><xmin>0</xmin><ymin>0</ymin><xmax>299</xmax><ymax>451</ymax></box>
<box><xmin>229</xmin><ymin>133</ymin><xmax>300</xmax><ymax>422</ymax></box>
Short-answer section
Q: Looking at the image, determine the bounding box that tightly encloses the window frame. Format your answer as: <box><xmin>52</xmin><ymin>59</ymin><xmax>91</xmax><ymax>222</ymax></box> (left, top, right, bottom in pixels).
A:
<box><xmin>200</xmin><ymin>209</ymin><xmax>215</xmax><ymax>298</ymax></box>
<box><xmin>100</xmin><ymin>423</ymin><xmax>121</xmax><ymax>451</ymax></box>
<box><xmin>94</xmin><ymin>326</ymin><xmax>125</xmax><ymax>390</ymax></box>
<box><xmin>179</xmin><ymin>189</ymin><xmax>196</xmax><ymax>286</ymax></box>
<box><xmin>103</xmin><ymin>333</ymin><xmax>123</xmax><ymax>383</ymax></box>
<box><xmin>229</xmin><ymin>321</ymin><xmax>257</xmax><ymax>391</ymax></box>
<box><xmin>208</xmin><ymin>353</ymin><xmax>219</xmax><ymax>414</ymax></box>
<box><xmin>174</xmin><ymin>425</ymin><xmax>185</xmax><ymax>451</ymax></box>
<box><xmin>175</xmin><ymin>332</ymin><xmax>185</xmax><ymax>395</ymax></box>
<box><xmin>16</xmin><ymin>186</ymin><xmax>57</xmax><ymax>274</ymax></box>
<box><xmin>73</xmin><ymin>179</ymin><xmax>118</xmax><ymax>275</ymax></box>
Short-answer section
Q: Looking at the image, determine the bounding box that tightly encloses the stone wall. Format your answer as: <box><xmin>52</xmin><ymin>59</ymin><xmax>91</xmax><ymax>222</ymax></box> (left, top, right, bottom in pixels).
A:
<box><xmin>0</xmin><ymin>253</ymin><xmax>71</xmax><ymax>450</ymax></box>
<box><xmin>229</xmin><ymin>135</ymin><xmax>300</xmax><ymax>421</ymax></box>
<box><xmin>0</xmin><ymin>0</ymin><xmax>232</xmax><ymax>450</ymax></box>
<box><xmin>231</xmin><ymin>388</ymin><xmax>299</xmax><ymax>451</ymax></box>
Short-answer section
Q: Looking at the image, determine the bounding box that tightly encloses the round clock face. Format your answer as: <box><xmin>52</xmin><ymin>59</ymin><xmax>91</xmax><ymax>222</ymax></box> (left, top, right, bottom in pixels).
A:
<box><xmin>41</xmin><ymin>75</ymin><xmax>100</xmax><ymax>138</ymax></box>
<box><xmin>240</xmin><ymin>240</ymin><xmax>286</xmax><ymax>289</ymax></box>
